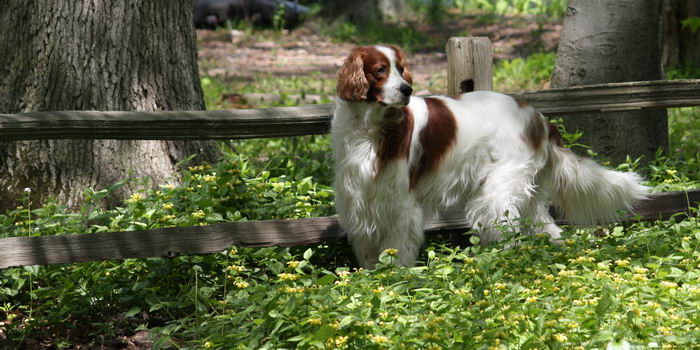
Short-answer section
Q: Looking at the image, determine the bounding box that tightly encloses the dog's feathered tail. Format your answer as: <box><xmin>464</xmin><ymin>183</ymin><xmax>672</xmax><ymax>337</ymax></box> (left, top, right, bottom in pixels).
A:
<box><xmin>547</xmin><ymin>143</ymin><xmax>649</xmax><ymax>225</ymax></box>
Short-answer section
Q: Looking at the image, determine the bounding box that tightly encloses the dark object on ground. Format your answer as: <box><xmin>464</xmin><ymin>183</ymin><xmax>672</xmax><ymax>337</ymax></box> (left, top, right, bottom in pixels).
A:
<box><xmin>194</xmin><ymin>0</ymin><xmax>309</xmax><ymax>29</ymax></box>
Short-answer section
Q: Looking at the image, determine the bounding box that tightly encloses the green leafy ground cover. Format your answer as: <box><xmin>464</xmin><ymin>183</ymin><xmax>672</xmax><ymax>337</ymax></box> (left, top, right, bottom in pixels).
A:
<box><xmin>2</xmin><ymin>38</ymin><xmax>700</xmax><ymax>350</ymax></box>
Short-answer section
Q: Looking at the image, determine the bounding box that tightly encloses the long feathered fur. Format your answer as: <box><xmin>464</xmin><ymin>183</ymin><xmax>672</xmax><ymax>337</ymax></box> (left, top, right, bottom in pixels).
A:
<box><xmin>332</xmin><ymin>46</ymin><xmax>649</xmax><ymax>268</ymax></box>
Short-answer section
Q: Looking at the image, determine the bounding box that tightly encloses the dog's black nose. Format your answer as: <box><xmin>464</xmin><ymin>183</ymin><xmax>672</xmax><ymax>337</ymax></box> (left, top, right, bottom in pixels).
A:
<box><xmin>399</xmin><ymin>84</ymin><xmax>413</xmax><ymax>97</ymax></box>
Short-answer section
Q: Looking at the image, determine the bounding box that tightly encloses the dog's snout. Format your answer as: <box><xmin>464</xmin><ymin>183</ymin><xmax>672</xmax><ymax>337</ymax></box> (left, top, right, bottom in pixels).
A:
<box><xmin>399</xmin><ymin>84</ymin><xmax>413</xmax><ymax>97</ymax></box>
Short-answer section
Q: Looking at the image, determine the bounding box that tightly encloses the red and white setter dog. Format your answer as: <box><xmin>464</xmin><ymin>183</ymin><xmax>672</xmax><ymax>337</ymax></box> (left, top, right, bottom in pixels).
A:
<box><xmin>331</xmin><ymin>45</ymin><xmax>648</xmax><ymax>268</ymax></box>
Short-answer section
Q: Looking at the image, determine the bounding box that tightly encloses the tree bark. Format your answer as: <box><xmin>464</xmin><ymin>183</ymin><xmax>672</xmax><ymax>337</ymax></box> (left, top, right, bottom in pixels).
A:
<box><xmin>551</xmin><ymin>0</ymin><xmax>668</xmax><ymax>165</ymax></box>
<box><xmin>0</xmin><ymin>0</ymin><xmax>218</xmax><ymax>212</ymax></box>
<box><xmin>663</xmin><ymin>0</ymin><xmax>700</xmax><ymax>68</ymax></box>
<box><xmin>320</xmin><ymin>0</ymin><xmax>414</xmax><ymax>23</ymax></box>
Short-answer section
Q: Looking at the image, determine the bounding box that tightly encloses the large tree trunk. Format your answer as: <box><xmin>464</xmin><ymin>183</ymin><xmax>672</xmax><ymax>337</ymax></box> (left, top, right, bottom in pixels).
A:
<box><xmin>551</xmin><ymin>0</ymin><xmax>668</xmax><ymax>165</ymax></box>
<box><xmin>0</xmin><ymin>0</ymin><xmax>218</xmax><ymax>212</ymax></box>
<box><xmin>663</xmin><ymin>0</ymin><xmax>700</xmax><ymax>68</ymax></box>
<box><xmin>320</xmin><ymin>0</ymin><xmax>414</xmax><ymax>23</ymax></box>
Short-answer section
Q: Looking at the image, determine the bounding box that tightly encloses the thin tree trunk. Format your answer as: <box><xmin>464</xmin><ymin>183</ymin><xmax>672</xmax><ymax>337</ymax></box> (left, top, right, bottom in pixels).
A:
<box><xmin>551</xmin><ymin>0</ymin><xmax>668</xmax><ymax>165</ymax></box>
<box><xmin>663</xmin><ymin>0</ymin><xmax>700</xmax><ymax>67</ymax></box>
<box><xmin>0</xmin><ymin>0</ymin><xmax>218</xmax><ymax>212</ymax></box>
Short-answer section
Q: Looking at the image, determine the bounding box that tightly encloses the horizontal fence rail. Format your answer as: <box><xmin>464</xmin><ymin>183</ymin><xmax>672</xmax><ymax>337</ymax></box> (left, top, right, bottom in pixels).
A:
<box><xmin>1</xmin><ymin>80</ymin><xmax>699</xmax><ymax>141</ymax></box>
<box><xmin>1</xmin><ymin>190</ymin><xmax>697</xmax><ymax>269</ymax></box>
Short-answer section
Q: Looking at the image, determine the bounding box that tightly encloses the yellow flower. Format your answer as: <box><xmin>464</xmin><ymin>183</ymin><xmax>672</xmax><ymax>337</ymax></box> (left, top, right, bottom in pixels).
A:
<box><xmin>287</xmin><ymin>261</ymin><xmax>300</xmax><ymax>269</ymax></box>
<box><xmin>162</xmin><ymin>203</ymin><xmax>174</xmax><ymax>210</ymax></box>
<box><xmin>333</xmin><ymin>336</ymin><xmax>349</xmax><ymax>347</ymax></box>
<box><xmin>227</xmin><ymin>265</ymin><xmax>245</xmax><ymax>272</ymax></box>
<box><xmin>525</xmin><ymin>296</ymin><xmax>538</xmax><ymax>303</ymax></box>
<box><xmin>234</xmin><ymin>281</ymin><xmax>249</xmax><ymax>288</ymax></box>
<box><xmin>544</xmin><ymin>274</ymin><xmax>555</xmax><ymax>281</ymax></box>
<box><xmin>308</xmin><ymin>318</ymin><xmax>322</xmax><ymax>325</ymax></box>
<box><xmin>665</xmin><ymin>169</ymin><xmax>677</xmax><ymax>175</ymax></box>
<box><xmin>660</xmin><ymin>281</ymin><xmax>678</xmax><ymax>289</ymax></box>
<box><xmin>203</xmin><ymin>341</ymin><xmax>214</xmax><ymax>348</ymax></box>
<box><xmin>191</xmin><ymin>210</ymin><xmax>206</xmax><ymax>219</ymax></box>
<box><xmin>615</xmin><ymin>259</ymin><xmax>630</xmax><ymax>267</ymax></box>
<box><xmin>370</xmin><ymin>335</ymin><xmax>390</xmax><ymax>344</ymax></box>
<box><xmin>552</xmin><ymin>333</ymin><xmax>568</xmax><ymax>342</ymax></box>
<box><xmin>203</xmin><ymin>175</ymin><xmax>217</xmax><ymax>182</ymax></box>
<box><xmin>278</xmin><ymin>273</ymin><xmax>300</xmax><ymax>281</ymax></box>
<box><xmin>127</xmin><ymin>193</ymin><xmax>144</xmax><ymax>203</ymax></box>
<box><xmin>633</xmin><ymin>274</ymin><xmax>647</xmax><ymax>281</ymax></box>
<box><xmin>632</xmin><ymin>266</ymin><xmax>649</xmax><ymax>274</ymax></box>
<box><xmin>454</xmin><ymin>289</ymin><xmax>471</xmax><ymax>297</ymax></box>
<box><xmin>384</xmin><ymin>248</ymin><xmax>399</xmax><ymax>256</ymax></box>
<box><xmin>657</xmin><ymin>326</ymin><xmax>672</xmax><ymax>336</ymax></box>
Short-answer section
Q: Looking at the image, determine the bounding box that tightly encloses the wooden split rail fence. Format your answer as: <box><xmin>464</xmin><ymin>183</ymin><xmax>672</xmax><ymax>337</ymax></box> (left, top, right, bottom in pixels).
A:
<box><xmin>1</xmin><ymin>37</ymin><xmax>699</xmax><ymax>269</ymax></box>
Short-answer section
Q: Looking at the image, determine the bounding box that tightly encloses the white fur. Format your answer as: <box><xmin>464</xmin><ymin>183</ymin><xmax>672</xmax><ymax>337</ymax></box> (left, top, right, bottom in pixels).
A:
<box><xmin>332</xmin><ymin>47</ymin><xmax>649</xmax><ymax>268</ymax></box>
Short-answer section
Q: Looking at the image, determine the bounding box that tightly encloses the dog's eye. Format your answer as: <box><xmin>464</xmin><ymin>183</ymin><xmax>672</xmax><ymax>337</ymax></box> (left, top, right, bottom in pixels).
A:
<box><xmin>398</xmin><ymin>66</ymin><xmax>404</xmax><ymax>74</ymax></box>
<box><xmin>376</xmin><ymin>66</ymin><xmax>386</xmax><ymax>74</ymax></box>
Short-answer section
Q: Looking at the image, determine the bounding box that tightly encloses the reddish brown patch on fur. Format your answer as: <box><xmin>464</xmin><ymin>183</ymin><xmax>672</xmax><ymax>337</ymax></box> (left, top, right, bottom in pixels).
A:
<box><xmin>336</xmin><ymin>46</ymin><xmax>392</xmax><ymax>103</ymax></box>
<box><xmin>524</xmin><ymin>109</ymin><xmax>546</xmax><ymax>151</ymax></box>
<box><xmin>547</xmin><ymin>121</ymin><xmax>564</xmax><ymax>147</ymax></box>
<box><xmin>389</xmin><ymin>45</ymin><xmax>413</xmax><ymax>84</ymax></box>
<box><xmin>377</xmin><ymin>107</ymin><xmax>414</xmax><ymax>175</ymax></box>
<box><xmin>410</xmin><ymin>98</ymin><xmax>457</xmax><ymax>188</ymax></box>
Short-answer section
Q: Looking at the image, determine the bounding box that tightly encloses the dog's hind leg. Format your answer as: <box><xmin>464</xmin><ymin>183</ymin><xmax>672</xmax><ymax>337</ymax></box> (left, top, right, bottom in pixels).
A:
<box><xmin>522</xmin><ymin>200</ymin><xmax>564</xmax><ymax>245</ymax></box>
<box><xmin>465</xmin><ymin>164</ymin><xmax>537</xmax><ymax>245</ymax></box>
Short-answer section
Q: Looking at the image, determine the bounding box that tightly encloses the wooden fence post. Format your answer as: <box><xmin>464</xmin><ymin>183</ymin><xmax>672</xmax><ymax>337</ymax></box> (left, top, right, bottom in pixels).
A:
<box><xmin>446</xmin><ymin>36</ymin><xmax>492</xmax><ymax>247</ymax></box>
<box><xmin>446</xmin><ymin>37</ymin><xmax>493</xmax><ymax>95</ymax></box>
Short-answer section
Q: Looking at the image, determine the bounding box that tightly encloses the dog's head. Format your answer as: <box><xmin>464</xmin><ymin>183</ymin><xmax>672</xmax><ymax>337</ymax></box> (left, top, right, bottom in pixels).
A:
<box><xmin>336</xmin><ymin>45</ymin><xmax>413</xmax><ymax>107</ymax></box>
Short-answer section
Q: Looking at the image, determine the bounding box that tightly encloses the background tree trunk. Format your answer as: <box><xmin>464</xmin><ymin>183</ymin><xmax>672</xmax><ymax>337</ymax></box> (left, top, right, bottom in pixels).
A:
<box><xmin>663</xmin><ymin>0</ymin><xmax>700</xmax><ymax>68</ymax></box>
<box><xmin>320</xmin><ymin>0</ymin><xmax>414</xmax><ymax>23</ymax></box>
<box><xmin>551</xmin><ymin>0</ymin><xmax>668</xmax><ymax>165</ymax></box>
<box><xmin>0</xmin><ymin>0</ymin><xmax>218</xmax><ymax>212</ymax></box>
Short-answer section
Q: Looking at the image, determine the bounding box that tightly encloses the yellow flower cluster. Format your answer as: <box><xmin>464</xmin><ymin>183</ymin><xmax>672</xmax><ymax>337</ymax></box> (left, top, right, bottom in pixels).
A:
<box><xmin>552</xmin><ymin>333</ymin><xmax>568</xmax><ymax>342</ymax></box>
<box><xmin>278</xmin><ymin>273</ymin><xmax>301</xmax><ymax>281</ymax></box>
<box><xmin>191</xmin><ymin>210</ymin><xmax>206</xmax><ymax>219</ymax></box>
<box><xmin>127</xmin><ymin>193</ymin><xmax>144</xmax><ymax>203</ymax></box>
<box><xmin>615</xmin><ymin>259</ymin><xmax>631</xmax><ymax>267</ymax></box>
<box><xmin>234</xmin><ymin>281</ymin><xmax>249</xmax><ymax>288</ymax></box>
<box><xmin>227</xmin><ymin>265</ymin><xmax>245</xmax><ymax>273</ymax></box>
<box><xmin>370</xmin><ymin>335</ymin><xmax>390</xmax><ymax>344</ymax></box>
<box><xmin>326</xmin><ymin>336</ymin><xmax>348</xmax><ymax>348</ymax></box>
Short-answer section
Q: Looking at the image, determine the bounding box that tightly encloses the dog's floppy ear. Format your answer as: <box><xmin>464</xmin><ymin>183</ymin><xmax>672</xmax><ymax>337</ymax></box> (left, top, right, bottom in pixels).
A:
<box><xmin>389</xmin><ymin>45</ymin><xmax>412</xmax><ymax>84</ymax></box>
<box><xmin>337</xmin><ymin>48</ymin><xmax>369</xmax><ymax>102</ymax></box>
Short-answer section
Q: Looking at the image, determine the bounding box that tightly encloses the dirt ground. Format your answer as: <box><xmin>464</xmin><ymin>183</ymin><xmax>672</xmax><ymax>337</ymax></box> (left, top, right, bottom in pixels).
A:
<box><xmin>196</xmin><ymin>15</ymin><xmax>561</xmax><ymax>95</ymax></box>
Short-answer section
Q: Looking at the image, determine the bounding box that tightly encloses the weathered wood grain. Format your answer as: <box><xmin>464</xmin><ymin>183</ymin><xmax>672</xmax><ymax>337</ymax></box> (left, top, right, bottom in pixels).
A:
<box><xmin>1</xmin><ymin>80</ymin><xmax>699</xmax><ymax>141</ymax></box>
<box><xmin>1</xmin><ymin>189</ymin><xmax>697</xmax><ymax>269</ymax></box>
<box><xmin>0</xmin><ymin>104</ymin><xmax>335</xmax><ymax>141</ymax></box>
<box><xmin>512</xmin><ymin>79</ymin><xmax>700</xmax><ymax>115</ymax></box>
<box><xmin>446</xmin><ymin>37</ymin><xmax>493</xmax><ymax>94</ymax></box>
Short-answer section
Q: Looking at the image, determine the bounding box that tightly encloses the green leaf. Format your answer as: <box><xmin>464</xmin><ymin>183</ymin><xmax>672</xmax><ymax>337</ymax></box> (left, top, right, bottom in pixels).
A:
<box><xmin>596</xmin><ymin>290</ymin><xmax>614</xmax><ymax>317</ymax></box>
<box><xmin>125</xmin><ymin>306</ymin><xmax>141</xmax><ymax>317</ymax></box>
<box><xmin>314</xmin><ymin>324</ymin><xmax>334</xmax><ymax>341</ymax></box>
<box><xmin>682</xmin><ymin>17</ymin><xmax>700</xmax><ymax>33</ymax></box>
<box><xmin>303</xmin><ymin>248</ymin><xmax>314</xmax><ymax>260</ymax></box>
<box><xmin>316</xmin><ymin>274</ymin><xmax>336</xmax><ymax>286</ymax></box>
